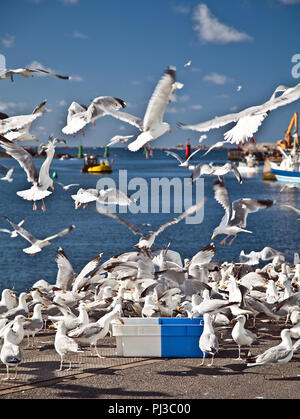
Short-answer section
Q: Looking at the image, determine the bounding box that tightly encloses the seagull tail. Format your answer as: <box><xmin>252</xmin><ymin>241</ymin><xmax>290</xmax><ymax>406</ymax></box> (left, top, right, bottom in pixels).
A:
<box><xmin>17</xmin><ymin>188</ymin><xmax>52</xmax><ymax>202</ymax></box>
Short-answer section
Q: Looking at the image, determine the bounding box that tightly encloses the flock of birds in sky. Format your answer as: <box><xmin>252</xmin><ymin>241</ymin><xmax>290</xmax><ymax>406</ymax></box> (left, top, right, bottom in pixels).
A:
<box><xmin>0</xmin><ymin>61</ymin><xmax>299</xmax><ymax>381</ymax></box>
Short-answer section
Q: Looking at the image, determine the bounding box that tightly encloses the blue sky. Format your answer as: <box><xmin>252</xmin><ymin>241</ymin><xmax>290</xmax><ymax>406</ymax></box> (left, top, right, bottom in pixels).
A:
<box><xmin>1</xmin><ymin>0</ymin><xmax>300</xmax><ymax>148</ymax></box>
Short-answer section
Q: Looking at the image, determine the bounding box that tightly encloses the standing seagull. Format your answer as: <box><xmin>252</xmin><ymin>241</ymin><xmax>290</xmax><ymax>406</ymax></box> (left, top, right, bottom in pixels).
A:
<box><xmin>211</xmin><ymin>180</ymin><xmax>273</xmax><ymax>245</ymax></box>
<box><xmin>102</xmin><ymin>67</ymin><xmax>178</xmax><ymax>152</ymax></box>
<box><xmin>199</xmin><ymin>313</ymin><xmax>219</xmax><ymax>366</ymax></box>
<box><xmin>246</xmin><ymin>329</ymin><xmax>294</xmax><ymax>379</ymax></box>
<box><xmin>54</xmin><ymin>320</ymin><xmax>84</xmax><ymax>371</ymax></box>
<box><xmin>0</xmin><ymin>326</ymin><xmax>23</xmax><ymax>380</ymax></box>
<box><xmin>178</xmin><ymin>84</ymin><xmax>299</xmax><ymax>145</ymax></box>
<box><xmin>0</xmin><ymin>135</ymin><xmax>64</xmax><ymax>211</ymax></box>
<box><xmin>231</xmin><ymin>315</ymin><xmax>258</xmax><ymax>360</ymax></box>
<box><xmin>3</xmin><ymin>216</ymin><xmax>75</xmax><ymax>255</ymax></box>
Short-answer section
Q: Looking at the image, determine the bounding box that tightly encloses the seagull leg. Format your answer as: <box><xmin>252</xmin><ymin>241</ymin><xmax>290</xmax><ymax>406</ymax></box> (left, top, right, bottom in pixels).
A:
<box><xmin>199</xmin><ymin>353</ymin><xmax>205</xmax><ymax>366</ymax></box>
<box><xmin>228</xmin><ymin>235</ymin><xmax>237</xmax><ymax>246</ymax></box>
<box><xmin>220</xmin><ymin>236</ymin><xmax>230</xmax><ymax>245</ymax></box>
<box><xmin>33</xmin><ymin>201</ymin><xmax>37</xmax><ymax>211</ymax></box>
<box><xmin>12</xmin><ymin>367</ymin><xmax>18</xmax><ymax>380</ymax></box>
<box><xmin>41</xmin><ymin>199</ymin><xmax>46</xmax><ymax>212</ymax></box>
<box><xmin>235</xmin><ymin>346</ymin><xmax>242</xmax><ymax>360</ymax></box>
<box><xmin>3</xmin><ymin>366</ymin><xmax>10</xmax><ymax>380</ymax></box>
<box><xmin>143</xmin><ymin>146</ymin><xmax>149</xmax><ymax>160</ymax></box>
<box><xmin>81</xmin><ymin>129</ymin><xmax>85</xmax><ymax>136</ymax></box>
<box><xmin>208</xmin><ymin>355</ymin><xmax>215</xmax><ymax>367</ymax></box>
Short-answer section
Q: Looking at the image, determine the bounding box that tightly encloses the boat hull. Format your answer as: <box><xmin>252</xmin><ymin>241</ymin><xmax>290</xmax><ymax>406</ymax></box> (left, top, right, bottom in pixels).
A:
<box><xmin>270</xmin><ymin>167</ymin><xmax>300</xmax><ymax>183</ymax></box>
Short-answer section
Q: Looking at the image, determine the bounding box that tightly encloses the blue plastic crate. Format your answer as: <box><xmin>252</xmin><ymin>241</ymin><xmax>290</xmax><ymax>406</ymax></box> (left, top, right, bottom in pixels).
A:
<box><xmin>159</xmin><ymin>318</ymin><xmax>205</xmax><ymax>358</ymax></box>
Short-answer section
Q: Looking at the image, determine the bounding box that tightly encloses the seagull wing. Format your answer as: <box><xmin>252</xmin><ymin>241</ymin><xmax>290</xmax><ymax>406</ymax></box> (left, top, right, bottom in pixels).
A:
<box><xmin>230</xmin><ymin>199</ymin><xmax>273</xmax><ymax>228</ymax></box>
<box><xmin>104</xmin><ymin>108</ymin><xmax>144</xmax><ymax>130</ymax></box>
<box><xmin>229</xmin><ymin>163</ymin><xmax>243</xmax><ymax>184</ymax></box>
<box><xmin>143</xmin><ymin>67</ymin><xmax>175</xmax><ymax>129</ymax></box>
<box><xmin>185</xmin><ymin>147</ymin><xmax>203</xmax><ymax>163</ymax></box>
<box><xmin>178</xmin><ymin>112</ymin><xmax>240</xmax><ymax>133</ymax></box>
<box><xmin>43</xmin><ymin>225</ymin><xmax>75</xmax><ymax>242</ymax></box>
<box><xmin>190</xmin><ymin>243</ymin><xmax>216</xmax><ymax>267</ymax></box>
<box><xmin>72</xmin><ymin>253</ymin><xmax>103</xmax><ymax>292</ymax></box>
<box><xmin>55</xmin><ymin>248</ymin><xmax>75</xmax><ymax>290</ymax></box>
<box><xmin>213</xmin><ymin>181</ymin><xmax>231</xmax><ymax>225</ymax></box>
<box><xmin>91</xmin><ymin>203</ymin><xmax>144</xmax><ymax>236</ymax></box>
<box><xmin>0</xmin><ymin>135</ymin><xmax>38</xmax><ymax>184</ymax></box>
<box><xmin>148</xmin><ymin>199</ymin><xmax>205</xmax><ymax>242</ymax></box>
<box><xmin>164</xmin><ymin>150</ymin><xmax>184</xmax><ymax>164</ymax></box>
<box><xmin>107</xmin><ymin>135</ymin><xmax>134</xmax><ymax>146</ymax></box>
<box><xmin>28</xmin><ymin>68</ymin><xmax>70</xmax><ymax>80</ymax></box>
<box><xmin>3</xmin><ymin>216</ymin><xmax>37</xmax><ymax>244</ymax></box>
<box><xmin>223</xmin><ymin>114</ymin><xmax>268</xmax><ymax>144</ymax></box>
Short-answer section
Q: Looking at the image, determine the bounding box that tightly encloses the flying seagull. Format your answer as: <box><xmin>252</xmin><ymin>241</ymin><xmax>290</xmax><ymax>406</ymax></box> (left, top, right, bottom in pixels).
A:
<box><xmin>0</xmin><ymin>67</ymin><xmax>70</xmax><ymax>82</ymax></box>
<box><xmin>190</xmin><ymin>162</ymin><xmax>242</xmax><ymax>184</ymax></box>
<box><xmin>178</xmin><ymin>83</ymin><xmax>300</xmax><ymax>145</ymax></box>
<box><xmin>62</xmin><ymin>97</ymin><xmax>126</xmax><ymax>136</ymax></box>
<box><xmin>93</xmin><ymin>199</ymin><xmax>205</xmax><ymax>251</ymax></box>
<box><xmin>164</xmin><ymin>147</ymin><xmax>203</xmax><ymax>168</ymax></box>
<box><xmin>211</xmin><ymin>180</ymin><xmax>273</xmax><ymax>245</ymax></box>
<box><xmin>0</xmin><ymin>135</ymin><xmax>65</xmax><ymax>211</ymax></box>
<box><xmin>0</xmin><ymin>100</ymin><xmax>47</xmax><ymax>134</ymax></box>
<box><xmin>100</xmin><ymin>66</ymin><xmax>179</xmax><ymax>152</ymax></box>
<box><xmin>3</xmin><ymin>216</ymin><xmax>75</xmax><ymax>255</ymax></box>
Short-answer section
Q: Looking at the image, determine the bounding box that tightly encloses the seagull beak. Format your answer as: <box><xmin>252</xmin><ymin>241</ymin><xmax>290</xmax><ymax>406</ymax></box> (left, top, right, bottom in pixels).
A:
<box><xmin>26</xmin><ymin>318</ymin><xmax>32</xmax><ymax>322</ymax></box>
<box><xmin>51</xmin><ymin>185</ymin><xmax>55</xmax><ymax>191</ymax></box>
<box><xmin>211</xmin><ymin>234</ymin><xmax>215</xmax><ymax>240</ymax></box>
<box><xmin>92</xmin><ymin>121</ymin><xmax>96</xmax><ymax>126</ymax></box>
<box><xmin>119</xmin><ymin>318</ymin><xmax>125</xmax><ymax>325</ymax></box>
<box><xmin>231</xmin><ymin>318</ymin><xmax>237</xmax><ymax>323</ymax></box>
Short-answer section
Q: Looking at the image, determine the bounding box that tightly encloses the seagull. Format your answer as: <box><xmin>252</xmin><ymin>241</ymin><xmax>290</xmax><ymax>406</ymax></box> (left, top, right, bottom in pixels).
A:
<box><xmin>0</xmin><ymin>289</ymin><xmax>17</xmax><ymax>315</ymax></box>
<box><xmin>94</xmin><ymin>199</ymin><xmax>204</xmax><ymax>251</ymax></box>
<box><xmin>0</xmin><ymin>326</ymin><xmax>23</xmax><ymax>380</ymax></box>
<box><xmin>198</xmin><ymin>134</ymin><xmax>207</xmax><ymax>143</ymax></box>
<box><xmin>23</xmin><ymin>303</ymin><xmax>44</xmax><ymax>347</ymax></box>
<box><xmin>3</xmin><ymin>216</ymin><xmax>75</xmax><ymax>255</ymax></box>
<box><xmin>71</xmin><ymin>187</ymin><xmax>136</xmax><ymax>209</ymax></box>
<box><xmin>190</xmin><ymin>162</ymin><xmax>242</xmax><ymax>184</ymax></box>
<box><xmin>56</xmin><ymin>182</ymin><xmax>80</xmax><ymax>191</ymax></box>
<box><xmin>237</xmin><ymin>85</ymin><xmax>242</xmax><ymax>91</ymax></box>
<box><xmin>178</xmin><ymin>83</ymin><xmax>299</xmax><ymax>145</ymax></box>
<box><xmin>246</xmin><ymin>329</ymin><xmax>294</xmax><ymax>379</ymax></box>
<box><xmin>231</xmin><ymin>315</ymin><xmax>258</xmax><ymax>360</ymax></box>
<box><xmin>1</xmin><ymin>293</ymin><xmax>29</xmax><ymax>320</ymax></box>
<box><xmin>198</xmin><ymin>313</ymin><xmax>219</xmax><ymax>366</ymax></box>
<box><xmin>239</xmin><ymin>247</ymin><xmax>284</xmax><ymax>266</ymax></box>
<box><xmin>106</xmin><ymin>135</ymin><xmax>135</xmax><ymax>147</ymax></box>
<box><xmin>62</xmin><ymin>97</ymin><xmax>127</xmax><ymax>136</ymax></box>
<box><xmin>0</xmin><ymin>167</ymin><xmax>14</xmax><ymax>182</ymax></box>
<box><xmin>0</xmin><ymin>135</ymin><xmax>64</xmax><ymax>211</ymax></box>
<box><xmin>101</xmin><ymin>67</ymin><xmax>177</xmax><ymax>152</ymax></box>
<box><xmin>4</xmin><ymin>99</ymin><xmax>47</xmax><ymax>143</ymax></box>
<box><xmin>0</xmin><ymin>100</ymin><xmax>47</xmax><ymax>134</ymax></box>
<box><xmin>68</xmin><ymin>300</ymin><xmax>123</xmax><ymax>358</ymax></box>
<box><xmin>164</xmin><ymin>147</ymin><xmax>203</xmax><ymax>168</ymax></box>
<box><xmin>211</xmin><ymin>180</ymin><xmax>274</xmax><ymax>245</ymax></box>
<box><xmin>0</xmin><ymin>66</ymin><xmax>70</xmax><ymax>82</ymax></box>
<box><xmin>184</xmin><ymin>60</ymin><xmax>192</xmax><ymax>68</ymax></box>
<box><xmin>49</xmin><ymin>302</ymin><xmax>90</xmax><ymax>331</ymax></box>
<box><xmin>53</xmin><ymin>320</ymin><xmax>84</xmax><ymax>371</ymax></box>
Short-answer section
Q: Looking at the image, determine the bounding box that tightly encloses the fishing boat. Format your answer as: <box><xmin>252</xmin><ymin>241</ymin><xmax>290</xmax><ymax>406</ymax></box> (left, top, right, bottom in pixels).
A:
<box><xmin>81</xmin><ymin>154</ymin><xmax>112</xmax><ymax>174</ymax></box>
<box><xmin>237</xmin><ymin>153</ymin><xmax>263</xmax><ymax>174</ymax></box>
<box><xmin>269</xmin><ymin>138</ymin><xmax>300</xmax><ymax>183</ymax></box>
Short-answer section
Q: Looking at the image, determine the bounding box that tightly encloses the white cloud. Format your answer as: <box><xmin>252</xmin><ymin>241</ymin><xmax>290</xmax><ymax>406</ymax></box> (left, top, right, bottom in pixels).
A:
<box><xmin>73</xmin><ymin>30</ymin><xmax>89</xmax><ymax>40</ymax></box>
<box><xmin>190</xmin><ymin>104</ymin><xmax>203</xmax><ymax>110</ymax></box>
<box><xmin>1</xmin><ymin>34</ymin><xmax>15</xmax><ymax>48</ymax></box>
<box><xmin>203</xmin><ymin>72</ymin><xmax>231</xmax><ymax>85</ymax></box>
<box><xmin>193</xmin><ymin>3</ymin><xmax>252</xmax><ymax>44</ymax></box>
<box><xmin>57</xmin><ymin>99</ymin><xmax>67</xmax><ymax>107</ymax></box>
<box><xmin>0</xmin><ymin>101</ymin><xmax>28</xmax><ymax>113</ymax></box>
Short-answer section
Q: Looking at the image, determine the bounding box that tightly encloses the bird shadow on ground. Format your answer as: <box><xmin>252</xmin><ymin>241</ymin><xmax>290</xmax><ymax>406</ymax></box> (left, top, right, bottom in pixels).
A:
<box><xmin>53</xmin><ymin>383</ymin><xmax>168</xmax><ymax>399</ymax></box>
